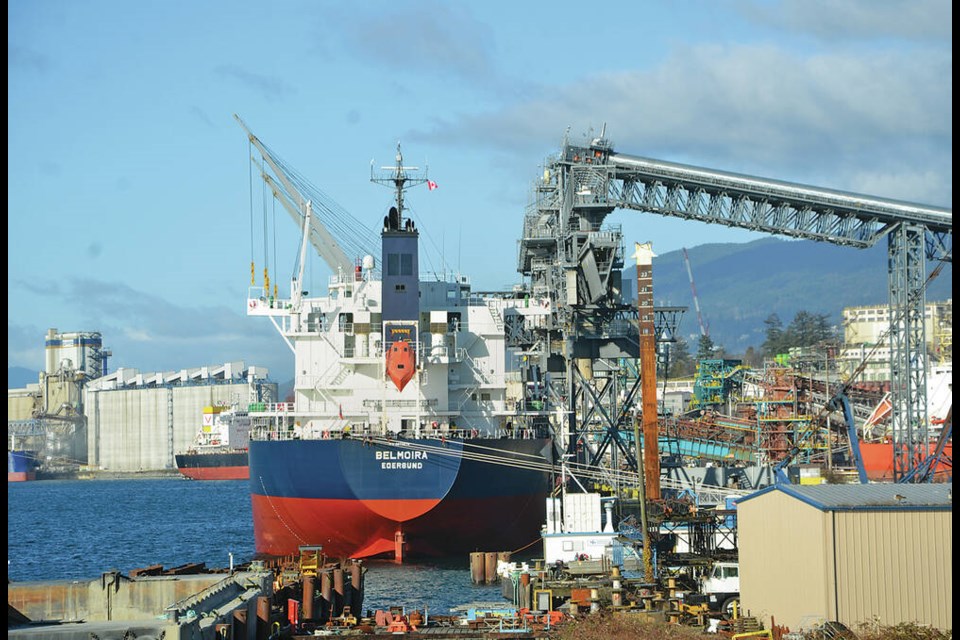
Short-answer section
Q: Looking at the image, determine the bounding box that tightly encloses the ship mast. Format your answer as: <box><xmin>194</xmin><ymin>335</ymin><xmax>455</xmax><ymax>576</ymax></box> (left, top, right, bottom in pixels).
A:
<box><xmin>370</xmin><ymin>142</ymin><xmax>428</xmax><ymax>221</ymax></box>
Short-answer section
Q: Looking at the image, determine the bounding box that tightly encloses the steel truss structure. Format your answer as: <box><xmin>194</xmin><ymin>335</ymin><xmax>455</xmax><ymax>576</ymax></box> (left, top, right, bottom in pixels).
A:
<box><xmin>517</xmin><ymin>129</ymin><xmax>951</xmax><ymax>482</ymax></box>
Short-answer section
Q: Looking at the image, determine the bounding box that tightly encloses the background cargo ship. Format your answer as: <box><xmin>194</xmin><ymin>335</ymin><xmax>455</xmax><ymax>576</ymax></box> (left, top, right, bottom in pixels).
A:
<box><xmin>175</xmin><ymin>404</ymin><xmax>251</xmax><ymax>481</ymax></box>
<box><xmin>8</xmin><ymin>449</ymin><xmax>40</xmax><ymax>482</ymax></box>
<box><xmin>856</xmin><ymin>362</ymin><xmax>952</xmax><ymax>482</ymax></box>
<box><xmin>236</xmin><ymin>117</ymin><xmax>557</xmax><ymax>559</ymax></box>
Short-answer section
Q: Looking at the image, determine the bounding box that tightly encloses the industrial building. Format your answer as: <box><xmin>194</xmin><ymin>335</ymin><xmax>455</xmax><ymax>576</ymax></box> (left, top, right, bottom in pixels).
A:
<box><xmin>8</xmin><ymin>329</ymin><xmax>109</xmax><ymax>475</ymax></box>
<box><xmin>7</xmin><ymin>327</ymin><xmax>277</xmax><ymax>476</ymax></box>
<box><xmin>838</xmin><ymin>298</ymin><xmax>952</xmax><ymax>382</ymax></box>
<box><xmin>84</xmin><ymin>362</ymin><xmax>276</xmax><ymax>472</ymax></box>
<box><xmin>737</xmin><ymin>483</ymin><xmax>952</xmax><ymax>633</ymax></box>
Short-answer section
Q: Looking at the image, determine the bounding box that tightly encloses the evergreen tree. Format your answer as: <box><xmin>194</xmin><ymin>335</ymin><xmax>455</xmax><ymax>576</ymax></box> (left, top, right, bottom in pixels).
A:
<box><xmin>666</xmin><ymin>337</ymin><xmax>695</xmax><ymax>377</ymax></box>
<box><xmin>743</xmin><ymin>346</ymin><xmax>761</xmax><ymax>368</ymax></box>
<box><xmin>696</xmin><ymin>334</ymin><xmax>716</xmax><ymax>362</ymax></box>
<box><xmin>762</xmin><ymin>313</ymin><xmax>784</xmax><ymax>357</ymax></box>
<box><xmin>784</xmin><ymin>311</ymin><xmax>835</xmax><ymax>348</ymax></box>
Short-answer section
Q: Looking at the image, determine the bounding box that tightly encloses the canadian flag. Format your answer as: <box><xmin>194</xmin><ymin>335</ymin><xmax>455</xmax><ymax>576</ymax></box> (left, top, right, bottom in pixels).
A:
<box><xmin>427</xmin><ymin>180</ymin><xmax>438</xmax><ymax>191</ymax></box>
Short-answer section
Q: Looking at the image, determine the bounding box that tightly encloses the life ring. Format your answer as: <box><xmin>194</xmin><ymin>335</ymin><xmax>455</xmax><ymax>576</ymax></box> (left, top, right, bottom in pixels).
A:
<box><xmin>249</xmin><ymin>300</ymin><xmax>256</xmax><ymax>309</ymax></box>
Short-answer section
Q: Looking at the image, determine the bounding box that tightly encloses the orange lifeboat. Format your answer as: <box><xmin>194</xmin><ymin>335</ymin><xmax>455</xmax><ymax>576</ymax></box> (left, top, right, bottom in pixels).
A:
<box><xmin>386</xmin><ymin>340</ymin><xmax>416</xmax><ymax>391</ymax></box>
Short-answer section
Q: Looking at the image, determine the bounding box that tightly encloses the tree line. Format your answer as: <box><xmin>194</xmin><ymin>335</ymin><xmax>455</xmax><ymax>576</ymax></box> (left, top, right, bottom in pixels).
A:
<box><xmin>661</xmin><ymin>310</ymin><xmax>837</xmax><ymax>378</ymax></box>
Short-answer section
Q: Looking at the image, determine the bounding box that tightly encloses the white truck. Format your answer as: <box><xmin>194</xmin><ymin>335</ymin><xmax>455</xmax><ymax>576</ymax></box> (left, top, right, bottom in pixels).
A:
<box><xmin>685</xmin><ymin>561</ymin><xmax>741</xmax><ymax>619</ymax></box>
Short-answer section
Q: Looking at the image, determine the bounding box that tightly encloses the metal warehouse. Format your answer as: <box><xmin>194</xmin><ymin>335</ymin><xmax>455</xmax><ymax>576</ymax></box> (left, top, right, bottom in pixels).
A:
<box><xmin>83</xmin><ymin>362</ymin><xmax>276</xmax><ymax>472</ymax></box>
<box><xmin>736</xmin><ymin>483</ymin><xmax>952</xmax><ymax>633</ymax></box>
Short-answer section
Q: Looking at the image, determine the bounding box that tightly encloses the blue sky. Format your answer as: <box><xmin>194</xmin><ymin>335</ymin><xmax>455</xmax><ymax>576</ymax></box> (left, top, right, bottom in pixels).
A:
<box><xmin>8</xmin><ymin>0</ymin><xmax>952</xmax><ymax>383</ymax></box>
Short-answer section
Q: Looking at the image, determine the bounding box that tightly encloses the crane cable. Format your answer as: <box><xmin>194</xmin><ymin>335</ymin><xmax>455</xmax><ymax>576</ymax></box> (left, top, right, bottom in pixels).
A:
<box><xmin>249</xmin><ymin>138</ymin><xmax>255</xmax><ymax>286</ymax></box>
<box><xmin>262</xmin><ymin>173</ymin><xmax>270</xmax><ymax>295</ymax></box>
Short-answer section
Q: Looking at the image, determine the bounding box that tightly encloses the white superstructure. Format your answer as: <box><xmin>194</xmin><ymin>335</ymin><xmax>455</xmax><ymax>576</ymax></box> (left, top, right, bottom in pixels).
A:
<box><xmin>246</xmin><ymin>265</ymin><xmax>552</xmax><ymax>438</ymax></box>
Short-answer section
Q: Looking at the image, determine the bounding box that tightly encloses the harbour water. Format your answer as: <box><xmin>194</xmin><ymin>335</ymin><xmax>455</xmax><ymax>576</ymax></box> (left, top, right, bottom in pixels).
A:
<box><xmin>7</xmin><ymin>477</ymin><xmax>507</xmax><ymax>614</ymax></box>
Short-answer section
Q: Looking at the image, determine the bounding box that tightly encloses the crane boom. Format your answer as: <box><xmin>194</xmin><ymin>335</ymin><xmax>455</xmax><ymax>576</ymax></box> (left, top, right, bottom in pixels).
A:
<box><xmin>235</xmin><ymin>114</ymin><xmax>354</xmax><ymax>276</ymax></box>
<box><xmin>682</xmin><ymin>248</ymin><xmax>708</xmax><ymax>338</ymax></box>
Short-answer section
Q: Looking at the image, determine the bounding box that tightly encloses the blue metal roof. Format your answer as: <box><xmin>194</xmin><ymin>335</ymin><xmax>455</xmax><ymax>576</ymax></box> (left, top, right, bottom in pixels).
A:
<box><xmin>737</xmin><ymin>483</ymin><xmax>952</xmax><ymax>512</ymax></box>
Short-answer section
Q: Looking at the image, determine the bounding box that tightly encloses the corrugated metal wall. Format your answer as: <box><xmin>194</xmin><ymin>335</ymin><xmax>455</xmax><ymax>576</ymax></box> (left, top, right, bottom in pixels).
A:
<box><xmin>86</xmin><ymin>383</ymin><xmax>262</xmax><ymax>471</ymax></box>
<box><xmin>738</xmin><ymin>491</ymin><xmax>832</xmax><ymax>630</ymax></box>
<box><xmin>739</xmin><ymin>490</ymin><xmax>952</xmax><ymax>632</ymax></box>
<box><xmin>7</xmin><ymin>391</ymin><xmax>39</xmax><ymax>421</ymax></box>
<box><xmin>833</xmin><ymin>510</ymin><xmax>952</xmax><ymax>631</ymax></box>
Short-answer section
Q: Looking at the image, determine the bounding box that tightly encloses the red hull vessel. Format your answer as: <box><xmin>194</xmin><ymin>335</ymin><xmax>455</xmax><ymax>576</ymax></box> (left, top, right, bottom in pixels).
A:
<box><xmin>859</xmin><ymin>441</ymin><xmax>952</xmax><ymax>481</ymax></box>
<box><xmin>175</xmin><ymin>451</ymin><xmax>249</xmax><ymax>481</ymax></box>
<box><xmin>178</xmin><ymin>465</ymin><xmax>249</xmax><ymax>481</ymax></box>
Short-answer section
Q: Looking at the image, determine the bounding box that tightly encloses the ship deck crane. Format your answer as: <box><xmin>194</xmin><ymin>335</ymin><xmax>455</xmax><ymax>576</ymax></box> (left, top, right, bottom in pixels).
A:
<box><xmin>235</xmin><ymin>114</ymin><xmax>357</xmax><ymax>278</ymax></box>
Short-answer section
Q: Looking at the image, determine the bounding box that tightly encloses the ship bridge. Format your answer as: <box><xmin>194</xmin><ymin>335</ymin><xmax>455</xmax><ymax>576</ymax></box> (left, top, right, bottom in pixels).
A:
<box><xmin>518</xmin><ymin>129</ymin><xmax>951</xmax><ymax>482</ymax></box>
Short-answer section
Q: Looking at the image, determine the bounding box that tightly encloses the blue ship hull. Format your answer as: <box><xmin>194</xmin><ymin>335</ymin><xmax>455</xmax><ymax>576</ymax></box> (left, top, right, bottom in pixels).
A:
<box><xmin>249</xmin><ymin>435</ymin><xmax>554</xmax><ymax>558</ymax></box>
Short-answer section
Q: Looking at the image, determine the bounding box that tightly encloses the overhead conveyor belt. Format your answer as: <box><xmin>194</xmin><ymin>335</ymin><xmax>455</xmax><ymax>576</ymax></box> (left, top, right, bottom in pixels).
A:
<box><xmin>607</xmin><ymin>152</ymin><xmax>952</xmax><ymax>246</ymax></box>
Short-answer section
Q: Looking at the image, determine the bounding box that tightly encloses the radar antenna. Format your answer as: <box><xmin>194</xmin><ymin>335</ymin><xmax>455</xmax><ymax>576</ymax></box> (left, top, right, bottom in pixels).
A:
<box><xmin>370</xmin><ymin>142</ymin><xmax>429</xmax><ymax>225</ymax></box>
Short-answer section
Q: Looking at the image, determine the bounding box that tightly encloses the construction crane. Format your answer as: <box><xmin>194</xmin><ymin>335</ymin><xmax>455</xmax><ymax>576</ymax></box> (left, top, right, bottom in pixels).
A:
<box><xmin>681</xmin><ymin>248</ymin><xmax>708</xmax><ymax>338</ymax></box>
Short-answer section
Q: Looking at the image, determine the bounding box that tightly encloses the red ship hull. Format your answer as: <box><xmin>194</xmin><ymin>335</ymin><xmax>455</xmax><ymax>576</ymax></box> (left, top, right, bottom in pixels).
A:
<box><xmin>178</xmin><ymin>465</ymin><xmax>249</xmax><ymax>481</ymax></box>
<box><xmin>251</xmin><ymin>491</ymin><xmax>549</xmax><ymax>559</ymax></box>
<box><xmin>859</xmin><ymin>441</ymin><xmax>952</xmax><ymax>481</ymax></box>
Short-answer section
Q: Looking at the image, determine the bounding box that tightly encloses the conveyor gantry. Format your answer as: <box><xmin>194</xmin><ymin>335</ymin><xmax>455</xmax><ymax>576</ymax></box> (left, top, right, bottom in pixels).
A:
<box><xmin>519</xmin><ymin>129</ymin><xmax>951</xmax><ymax>482</ymax></box>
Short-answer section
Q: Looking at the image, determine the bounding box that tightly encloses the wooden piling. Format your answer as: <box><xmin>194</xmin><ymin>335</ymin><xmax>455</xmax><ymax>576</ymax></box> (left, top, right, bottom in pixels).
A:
<box><xmin>320</xmin><ymin>569</ymin><xmax>332</xmax><ymax>622</ymax></box>
<box><xmin>350</xmin><ymin>561</ymin><xmax>364</xmax><ymax>615</ymax></box>
<box><xmin>484</xmin><ymin>552</ymin><xmax>497</xmax><ymax>584</ymax></box>
<box><xmin>302</xmin><ymin>575</ymin><xmax>315</xmax><ymax>621</ymax></box>
<box><xmin>470</xmin><ymin>552</ymin><xmax>485</xmax><ymax>584</ymax></box>
<box><xmin>256</xmin><ymin>595</ymin><xmax>271</xmax><ymax>640</ymax></box>
<box><xmin>333</xmin><ymin>568</ymin><xmax>345</xmax><ymax>617</ymax></box>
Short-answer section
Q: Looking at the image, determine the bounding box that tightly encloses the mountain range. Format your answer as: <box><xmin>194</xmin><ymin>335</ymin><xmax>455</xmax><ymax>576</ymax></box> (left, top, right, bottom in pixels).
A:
<box><xmin>635</xmin><ymin>237</ymin><xmax>952</xmax><ymax>354</ymax></box>
<box><xmin>8</xmin><ymin>366</ymin><xmax>39</xmax><ymax>389</ymax></box>
<box><xmin>7</xmin><ymin>238</ymin><xmax>951</xmax><ymax>389</ymax></box>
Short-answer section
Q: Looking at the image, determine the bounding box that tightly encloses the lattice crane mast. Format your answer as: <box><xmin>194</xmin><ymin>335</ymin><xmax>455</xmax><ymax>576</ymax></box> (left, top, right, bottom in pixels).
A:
<box><xmin>681</xmin><ymin>247</ymin><xmax>709</xmax><ymax>338</ymax></box>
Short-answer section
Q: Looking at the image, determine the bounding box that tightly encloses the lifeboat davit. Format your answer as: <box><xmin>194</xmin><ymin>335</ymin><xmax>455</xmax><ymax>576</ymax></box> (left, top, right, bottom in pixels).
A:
<box><xmin>386</xmin><ymin>340</ymin><xmax>416</xmax><ymax>391</ymax></box>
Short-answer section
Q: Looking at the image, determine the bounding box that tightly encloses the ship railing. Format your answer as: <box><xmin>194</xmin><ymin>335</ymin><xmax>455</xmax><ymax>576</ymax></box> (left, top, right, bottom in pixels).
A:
<box><xmin>247</xmin><ymin>287</ymin><xmax>290</xmax><ymax>310</ymax></box>
<box><xmin>253</xmin><ymin>424</ymin><xmax>545</xmax><ymax>442</ymax></box>
<box><xmin>247</xmin><ymin>402</ymin><xmax>295</xmax><ymax>413</ymax></box>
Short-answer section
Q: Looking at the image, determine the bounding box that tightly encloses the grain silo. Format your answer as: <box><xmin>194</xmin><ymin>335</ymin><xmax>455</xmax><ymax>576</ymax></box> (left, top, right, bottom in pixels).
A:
<box><xmin>83</xmin><ymin>361</ymin><xmax>276</xmax><ymax>472</ymax></box>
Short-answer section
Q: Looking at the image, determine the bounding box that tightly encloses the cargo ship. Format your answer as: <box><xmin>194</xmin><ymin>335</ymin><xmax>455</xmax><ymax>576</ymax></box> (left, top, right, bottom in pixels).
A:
<box><xmin>237</xmin><ymin>118</ymin><xmax>556</xmax><ymax>559</ymax></box>
<box><xmin>8</xmin><ymin>449</ymin><xmax>39</xmax><ymax>482</ymax></box>
<box><xmin>856</xmin><ymin>362</ymin><xmax>952</xmax><ymax>482</ymax></box>
<box><xmin>174</xmin><ymin>405</ymin><xmax>251</xmax><ymax>480</ymax></box>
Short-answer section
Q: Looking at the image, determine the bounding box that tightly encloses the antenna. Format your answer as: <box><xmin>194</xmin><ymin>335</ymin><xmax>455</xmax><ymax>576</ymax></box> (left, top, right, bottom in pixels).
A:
<box><xmin>370</xmin><ymin>141</ymin><xmax>428</xmax><ymax>221</ymax></box>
